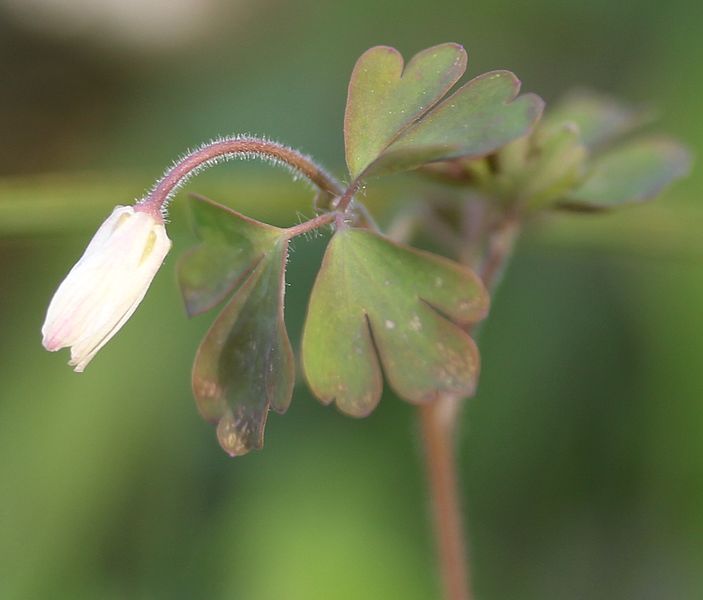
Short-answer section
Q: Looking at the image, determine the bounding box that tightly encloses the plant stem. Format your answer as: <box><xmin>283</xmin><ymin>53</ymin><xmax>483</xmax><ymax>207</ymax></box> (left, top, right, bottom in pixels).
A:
<box><xmin>479</xmin><ymin>216</ymin><xmax>520</xmax><ymax>291</ymax></box>
<box><xmin>335</xmin><ymin>178</ymin><xmax>361</xmax><ymax>213</ymax></box>
<box><xmin>138</xmin><ymin>136</ymin><xmax>344</xmax><ymax>218</ymax></box>
<box><xmin>419</xmin><ymin>211</ymin><xmax>520</xmax><ymax>600</ymax></box>
<box><xmin>283</xmin><ymin>212</ymin><xmax>336</xmax><ymax>238</ymax></box>
<box><xmin>420</xmin><ymin>395</ymin><xmax>472</xmax><ymax>600</ymax></box>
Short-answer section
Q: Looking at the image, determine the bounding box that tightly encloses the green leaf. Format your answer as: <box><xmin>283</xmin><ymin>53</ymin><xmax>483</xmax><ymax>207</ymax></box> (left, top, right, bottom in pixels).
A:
<box><xmin>192</xmin><ymin>239</ymin><xmax>294</xmax><ymax>457</ymax></box>
<box><xmin>371</xmin><ymin>71</ymin><xmax>544</xmax><ymax>176</ymax></box>
<box><xmin>344</xmin><ymin>44</ymin><xmax>544</xmax><ymax>180</ymax></box>
<box><xmin>301</xmin><ymin>229</ymin><xmax>489</xmax><ymax>417</ymax></box>
<box><xmin>178</xmin><ymin>194</ymin><xmax>294</xmax><ymax>456</ymax></box>
<box><xmin>178</xmin><ymin>194</ymin><xmax>283</xmax><ymax>316</ymax></box>
<box><xmin>344</xmin><ymin>43</ymin><xmax>468</xmax><ymax>180</ymax></box>
<box><xmin>541</xmin><ymin>90</ymin><xmax>644</xmax><ymax>150</ymax></box>
<box><xmin>565</xmin><ymin>138</ymin><xmax>692</xmax><ymax>208</ymax></box>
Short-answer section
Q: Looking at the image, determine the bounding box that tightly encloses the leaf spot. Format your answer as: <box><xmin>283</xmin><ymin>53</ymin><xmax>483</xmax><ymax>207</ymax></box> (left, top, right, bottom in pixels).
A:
<box><xmin>216</xmin><ymin>410</ymin><xmax>249</xmax><ymax>457</ymax></box>
<box><xmin>194</xmin><ymin>378</ymin><xmax>222</xmax><ymax>401</ymax></box>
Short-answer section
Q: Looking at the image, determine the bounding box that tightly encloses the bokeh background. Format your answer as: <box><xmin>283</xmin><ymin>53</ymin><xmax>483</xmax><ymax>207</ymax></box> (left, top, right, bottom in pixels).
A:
<box><xmin>1</xmin><ymin>0</ymin><xmax>702</xmax><ymax>598</ymax></box>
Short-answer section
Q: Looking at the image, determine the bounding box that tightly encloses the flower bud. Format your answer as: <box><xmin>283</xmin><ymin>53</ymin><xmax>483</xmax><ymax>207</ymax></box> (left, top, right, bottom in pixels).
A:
<box><xmin>41</xmin><ymin>205</ymin><xmax>171</xmax><ymax>371</ymax></box>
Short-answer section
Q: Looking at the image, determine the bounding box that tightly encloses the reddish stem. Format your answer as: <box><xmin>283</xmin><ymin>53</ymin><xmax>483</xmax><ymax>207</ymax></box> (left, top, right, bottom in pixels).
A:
<box><xmin>419</xmin><ymin>212</ymin><xmax>520</xmax><ymax>600</ymax></box>
<box><xmin>138</xmin><ymin>136</ymin><xmax>343</xmax><ymax>216</ymax></box>
<box><xmin>284</xmin><ymin>212</ymin><xmax>336</xmax><ymax>238</ymax></box>
<box><xmin>420</xmin><ymin>397</ymin><xmax>472</xmax><ymax>600</ymax></box>
<box><xmin>335</xmin><ymin>178</ymin><xmax>362</xmax><ymax>213</ymax></box>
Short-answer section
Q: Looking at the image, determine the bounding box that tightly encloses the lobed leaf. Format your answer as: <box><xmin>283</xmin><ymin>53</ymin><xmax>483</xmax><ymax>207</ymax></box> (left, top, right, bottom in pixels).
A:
<box><xmin>178</xmin><ymin>194</ymin><xmax>283</xmax><ymax>316</ymax></box>
<box><xmin>565</xmin><ymin>138</ymin><xmax>692</xmax><ymax>208</ymax></box>
<box><xmin>192</xmin><ymin>239</ymin><xmax>294</xmax><ymax>457</ymax></box>
<box><xmin>178</xmin><ymin>195</ymin><xmax>294</xmax><ymax>456</ymax></box>
<box><xmin>372</xmin><ymin>71</ymin><xmax>544</xmax><ymax>176</ymax></box>
<box><xmin>301</xmin><ymin>229</ymin><xmax>489</xmax><ymax>417</ymax></box>
<box><xmin>344</xmin><ymin>43</ymin><xmax>468</xmax><ymax>179</ymax></box>
<box><xmin>344</xmin><ymin>44</ymin><xmax>544</xmax><ymax>180</ymax></box>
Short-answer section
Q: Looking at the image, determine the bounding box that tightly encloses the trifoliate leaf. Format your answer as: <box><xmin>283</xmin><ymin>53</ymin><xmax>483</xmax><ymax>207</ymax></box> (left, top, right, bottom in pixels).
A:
<box><xmin>301</xmin><ymin>229</ymin><xmax>489</xmax><ymax>417</ymax></box>
<box><xmin>345</xmin><ymin>43</ymin><xmax>467</xmax><ymax>179</ymax></box>
<box><xmin>177</xmin><ymin>194</ymin><xmax>293</xmax><ymax>456</ymax></box>
<box><xmin>344</xmin><ymin>44</ymin><xmax>544</xmax><ymax>180</ymax></box>
<box><xmin>192</xmin><ymin>239</ymin><xmax>294</xmax><ymax>457</ymax></box>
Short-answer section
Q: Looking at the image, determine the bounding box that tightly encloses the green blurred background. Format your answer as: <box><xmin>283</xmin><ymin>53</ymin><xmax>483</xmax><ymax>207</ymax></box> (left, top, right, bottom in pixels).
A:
<box><xmin>1</xmin><ymin>0</ymin><xmax>702</xmax><ymax>598</ymax></box>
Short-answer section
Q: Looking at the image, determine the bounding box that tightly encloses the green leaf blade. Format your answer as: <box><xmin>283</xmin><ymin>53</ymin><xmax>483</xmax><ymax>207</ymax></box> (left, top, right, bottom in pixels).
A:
<box><xmin>178</xmin><ymin>194</ymin><xmax>282</xmax><ymax>316</ymax></box>
<box><xmin>192</xmin><ymin>240</ymin><xmax>294</xmax><ymax>457</ymax></box>
<box><xmin>566</xmin><ymin>138</ymin><xmax>692</xmax><ymax>208</ymax></box>
<box><xmin>344</xmin><ymin>43</ymin><xmax>468</xmax><ymax>180</ymax></box>
<box><xmin>370</xmin><ymin>71</ymin><xmax>544</xmax><ymax>176</ymax></box>
<box><xmin>300</xmin><ymin>233</ymin><xmax>384</xmax><ymax>417</ymax></box>
<box><xmin>302</xmin><ymin>229</ymin><xmax>489</xmax><ymax>415</ymax></box>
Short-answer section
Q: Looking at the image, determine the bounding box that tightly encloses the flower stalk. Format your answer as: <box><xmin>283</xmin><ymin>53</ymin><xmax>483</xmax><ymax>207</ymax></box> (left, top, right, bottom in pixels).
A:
<box><xmin>138</xmin><ymin>136</ymin><xmax>344</xmax><ymax>218</ymax></box>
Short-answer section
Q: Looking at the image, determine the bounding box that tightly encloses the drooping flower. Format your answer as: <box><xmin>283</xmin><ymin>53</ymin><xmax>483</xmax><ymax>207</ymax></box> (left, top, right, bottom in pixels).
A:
<box><xmin>41</xmin><ymin>205</ymin><xmax>171</xmax><ymax>372</ymax></box>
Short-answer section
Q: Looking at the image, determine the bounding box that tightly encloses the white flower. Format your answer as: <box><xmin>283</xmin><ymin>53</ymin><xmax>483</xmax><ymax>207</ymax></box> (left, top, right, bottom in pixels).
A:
<box><xmin>41</xmin><ymin>205</ymin><xmax>171</xmax><ymax>372</ymax></box>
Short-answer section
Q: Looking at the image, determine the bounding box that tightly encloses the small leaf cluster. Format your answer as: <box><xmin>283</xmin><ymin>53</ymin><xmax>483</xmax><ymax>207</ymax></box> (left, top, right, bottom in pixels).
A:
<box><xmin>424</xmin><ymin>90</ymin><xmax>691</xmax><ymax>213</ymax></box>
<box><xmin>176</xmin><ymin>44</ymin><xmax>690</xmax><ymax>456</ymax></box>
<box><xmin>179</xmin><ymin>196</ymin><xmax>489</xmax><ymax>457</ymax></box>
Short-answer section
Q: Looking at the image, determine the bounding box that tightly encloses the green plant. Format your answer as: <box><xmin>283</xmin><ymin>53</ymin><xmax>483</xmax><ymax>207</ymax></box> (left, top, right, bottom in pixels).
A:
<box><xmin>41</xmin><ymin>43</ymin><xmax>691</xmax><ymax>600</ymax></box>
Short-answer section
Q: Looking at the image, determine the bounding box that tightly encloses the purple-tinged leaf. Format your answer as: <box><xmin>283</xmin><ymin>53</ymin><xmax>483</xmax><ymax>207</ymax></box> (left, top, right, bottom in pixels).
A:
<box><xmin>178</xmin><ymin>194</ymin><xmax>283</xmax><ymax>316</ymax></box>
<box><xmin>343</xmin><ymin>43</ymin><xmax>544</xmax><ymax>180</ymax></box>
<box><xmin>301</xmin><ymin>229</ymin><xmax>489</xmax><ymax>417</ymax></box>
<box><xmin>192</xmin><ymin>240</ymin><xmax>294</xmax><ymax>457</ymax></box>
<box><xmin>344</xmin><ymin>43</ymin><xmax>468</xmax><ymax>179</ymax></box>
<box><xmin>370</xmin><ymin>71</ymin><xmax>544</xmax><ymax>176</ymax></box>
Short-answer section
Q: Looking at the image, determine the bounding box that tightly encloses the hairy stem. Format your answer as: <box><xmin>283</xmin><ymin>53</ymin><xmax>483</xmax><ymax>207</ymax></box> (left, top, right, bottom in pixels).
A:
<box><xmin>138</xmin><ymin>136</ymin><xmax>344</xmax><ymax>218</ymax></box>
<box><xmin>335</xmin><ymin>178</ymin><xmax>362</xmax><ymax>213</ymax></box>
<box><xmin>419</xmin><ymin>210</ymin><xmax>520</xmax><ymax>600</ymax></box>
<box><xmin>284</xmin><ymin>212</ymin><xmax>336</xmax><ymax>238</ymax></box>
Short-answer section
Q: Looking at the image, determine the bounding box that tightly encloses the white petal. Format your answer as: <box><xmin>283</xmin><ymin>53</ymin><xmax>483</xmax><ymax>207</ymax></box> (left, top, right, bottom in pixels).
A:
<box><xmin>41</xmin><ymin>205</ymin><xmax>171</xmax><ymax>370</ymax></box>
